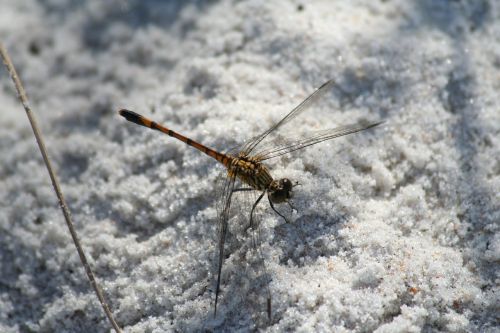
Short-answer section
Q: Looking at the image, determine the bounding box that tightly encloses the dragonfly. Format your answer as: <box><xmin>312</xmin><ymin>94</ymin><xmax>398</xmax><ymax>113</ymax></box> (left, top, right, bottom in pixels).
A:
<box><xmin>118</xmin><ymin>79</ymin><xmax>383</xmax><ymax>320</ymax></box>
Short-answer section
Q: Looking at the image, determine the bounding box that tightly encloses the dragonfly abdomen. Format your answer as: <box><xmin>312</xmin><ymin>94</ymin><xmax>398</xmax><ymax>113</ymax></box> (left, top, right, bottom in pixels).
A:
<box><xmin>119</xmin><ymin>109</ymin><xmax>229</xmax><ymax>165</ymax></box>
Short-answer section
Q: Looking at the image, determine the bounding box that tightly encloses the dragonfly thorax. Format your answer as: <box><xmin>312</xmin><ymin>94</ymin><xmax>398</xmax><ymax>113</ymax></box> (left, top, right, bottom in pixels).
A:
<box><xmin>228</xmin><ymin>155</ymin><xmax>274</xmax><ymax>191</ymax></box>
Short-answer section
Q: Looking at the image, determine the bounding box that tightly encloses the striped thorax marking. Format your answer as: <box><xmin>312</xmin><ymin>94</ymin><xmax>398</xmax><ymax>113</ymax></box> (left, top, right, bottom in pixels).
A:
<box><xmin>227</xmin><ymin>154</ymin><xmax>274</xmax><ymax>191</ymax></box>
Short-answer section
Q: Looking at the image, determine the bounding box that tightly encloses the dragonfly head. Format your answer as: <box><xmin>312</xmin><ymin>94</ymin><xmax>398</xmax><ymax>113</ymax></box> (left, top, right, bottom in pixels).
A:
<box><xmin>268</xmin><ymin>178</ymin><xmax>293</xmax><ymax>204</ymax></box>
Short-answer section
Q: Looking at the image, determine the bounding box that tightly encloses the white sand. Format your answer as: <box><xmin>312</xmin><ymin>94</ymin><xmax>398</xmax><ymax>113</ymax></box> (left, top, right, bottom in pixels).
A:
<box><xmin>1</xmin><ymin>1</ymin><xmax>499</xmax><ymax>332</ymax></box>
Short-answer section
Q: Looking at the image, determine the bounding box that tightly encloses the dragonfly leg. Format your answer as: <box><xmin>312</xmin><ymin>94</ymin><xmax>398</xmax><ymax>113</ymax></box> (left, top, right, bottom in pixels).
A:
<box><xmin>246</xmin><ymin>191</ymin><xmax>266</xmax><ymax>231</ymax></box>
<box><xmin>268</xmin><ymin>195</ymin><xmax>290</xmax><ymax>223</ymax></box>
<box><xmin>287</xmin><ymin>200</ymin><xmax>297</xmax><ymax>213</ymax></box>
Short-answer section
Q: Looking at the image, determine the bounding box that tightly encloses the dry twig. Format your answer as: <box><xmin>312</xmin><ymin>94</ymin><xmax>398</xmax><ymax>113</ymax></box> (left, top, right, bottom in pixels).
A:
<box><xmin>0</xmin><ymin>43</ymin><xmax>122</xmax><ymax>333</ymax></box>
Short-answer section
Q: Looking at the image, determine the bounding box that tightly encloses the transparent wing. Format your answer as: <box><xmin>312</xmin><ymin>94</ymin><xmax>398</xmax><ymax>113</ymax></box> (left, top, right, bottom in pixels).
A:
<box><xmin>254</xmin><ymin>120</ymin><xmax>384</xmax><ymax>161</ymax></box>
<box><xmin>236</xmin><ymin>187</ymin><xmax>273</xmax><ymax>319</ymax></box>
<box><xmin>213</xmin><ymin>169</ymin><xmax>273</xmax><ymax>318</ymax></box>
<box><xmin>250</xmin><ymin>198</ymin><xmax>273</xmax><ymax>320</ymax></box>
<box><xmin>214</xmin><ymin>171</ymin><xmax>236</xmax><ymax>316</ymax></box>
<box><xmin>241</xmin><ymin>80</ymin><xmax>337</xmax><ymax>155</ymax></box>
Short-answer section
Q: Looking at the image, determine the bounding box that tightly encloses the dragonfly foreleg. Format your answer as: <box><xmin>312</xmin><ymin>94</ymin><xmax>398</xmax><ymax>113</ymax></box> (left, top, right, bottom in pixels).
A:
<box><xmin>268</xmin><ymin>195</ymin><xmax>290</xmax><ymax>223</ymax></box>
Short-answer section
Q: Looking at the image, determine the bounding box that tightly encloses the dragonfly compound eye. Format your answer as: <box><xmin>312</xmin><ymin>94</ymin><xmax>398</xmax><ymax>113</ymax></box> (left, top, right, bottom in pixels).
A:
<box><xmin>280</xmin><ymin>178</ymin><xmax>293</xmax><ymax>192</ymax></box>
<box><xmin>268</xmin><ymin>178</ymin><xmax>293</xmax><ymax>203</ymax></box>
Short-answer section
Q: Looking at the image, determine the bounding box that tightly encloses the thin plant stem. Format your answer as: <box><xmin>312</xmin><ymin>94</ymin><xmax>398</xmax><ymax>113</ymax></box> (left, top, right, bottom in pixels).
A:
<box><xmin>0</xmin><ymin>43</ymin><xmax>123</xmax><ymax>333</ymax></box>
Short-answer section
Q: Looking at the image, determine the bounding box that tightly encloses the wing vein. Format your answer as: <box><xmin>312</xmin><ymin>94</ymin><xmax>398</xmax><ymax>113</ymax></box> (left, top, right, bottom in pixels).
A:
<box><xmin>214</xmin><ymin>173</ymin><xmax>236</xmax><ymax>316</ymax></box>
<box><xmin>257</xmin><ymin>121</ymin><xmax>384</xmax><ymax>161</ymax></box>
<box><xmin>242</xmin><ymin>80</ymin><xmax>336</xmax><ymax>155</ymax></box>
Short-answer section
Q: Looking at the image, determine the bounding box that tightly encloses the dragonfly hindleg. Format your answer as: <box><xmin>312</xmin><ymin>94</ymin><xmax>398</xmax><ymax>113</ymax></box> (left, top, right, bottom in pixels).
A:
<box><xmin>248</xmin><ymin>191</ymin><xmax>266</xmax><ymax>230</ymax></box>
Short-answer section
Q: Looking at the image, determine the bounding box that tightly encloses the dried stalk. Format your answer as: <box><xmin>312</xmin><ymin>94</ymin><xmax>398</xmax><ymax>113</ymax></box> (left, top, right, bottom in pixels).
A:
<box><xmin>0</xmin><ymin>43</ymin><xmax>122</xmax><ymax>333</ymax></box>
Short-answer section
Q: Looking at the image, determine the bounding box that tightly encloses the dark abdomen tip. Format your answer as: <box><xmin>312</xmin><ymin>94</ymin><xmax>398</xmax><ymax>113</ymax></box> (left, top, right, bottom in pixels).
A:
<box><xmin>119</xmin><ymin>109</ymin><xmax>148</xmax><ymax>127</ymax></box>
<box><xmin>119</xmin><ymin>109</ymin><xmax>140</xmax><ymax>121</ymax></box>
